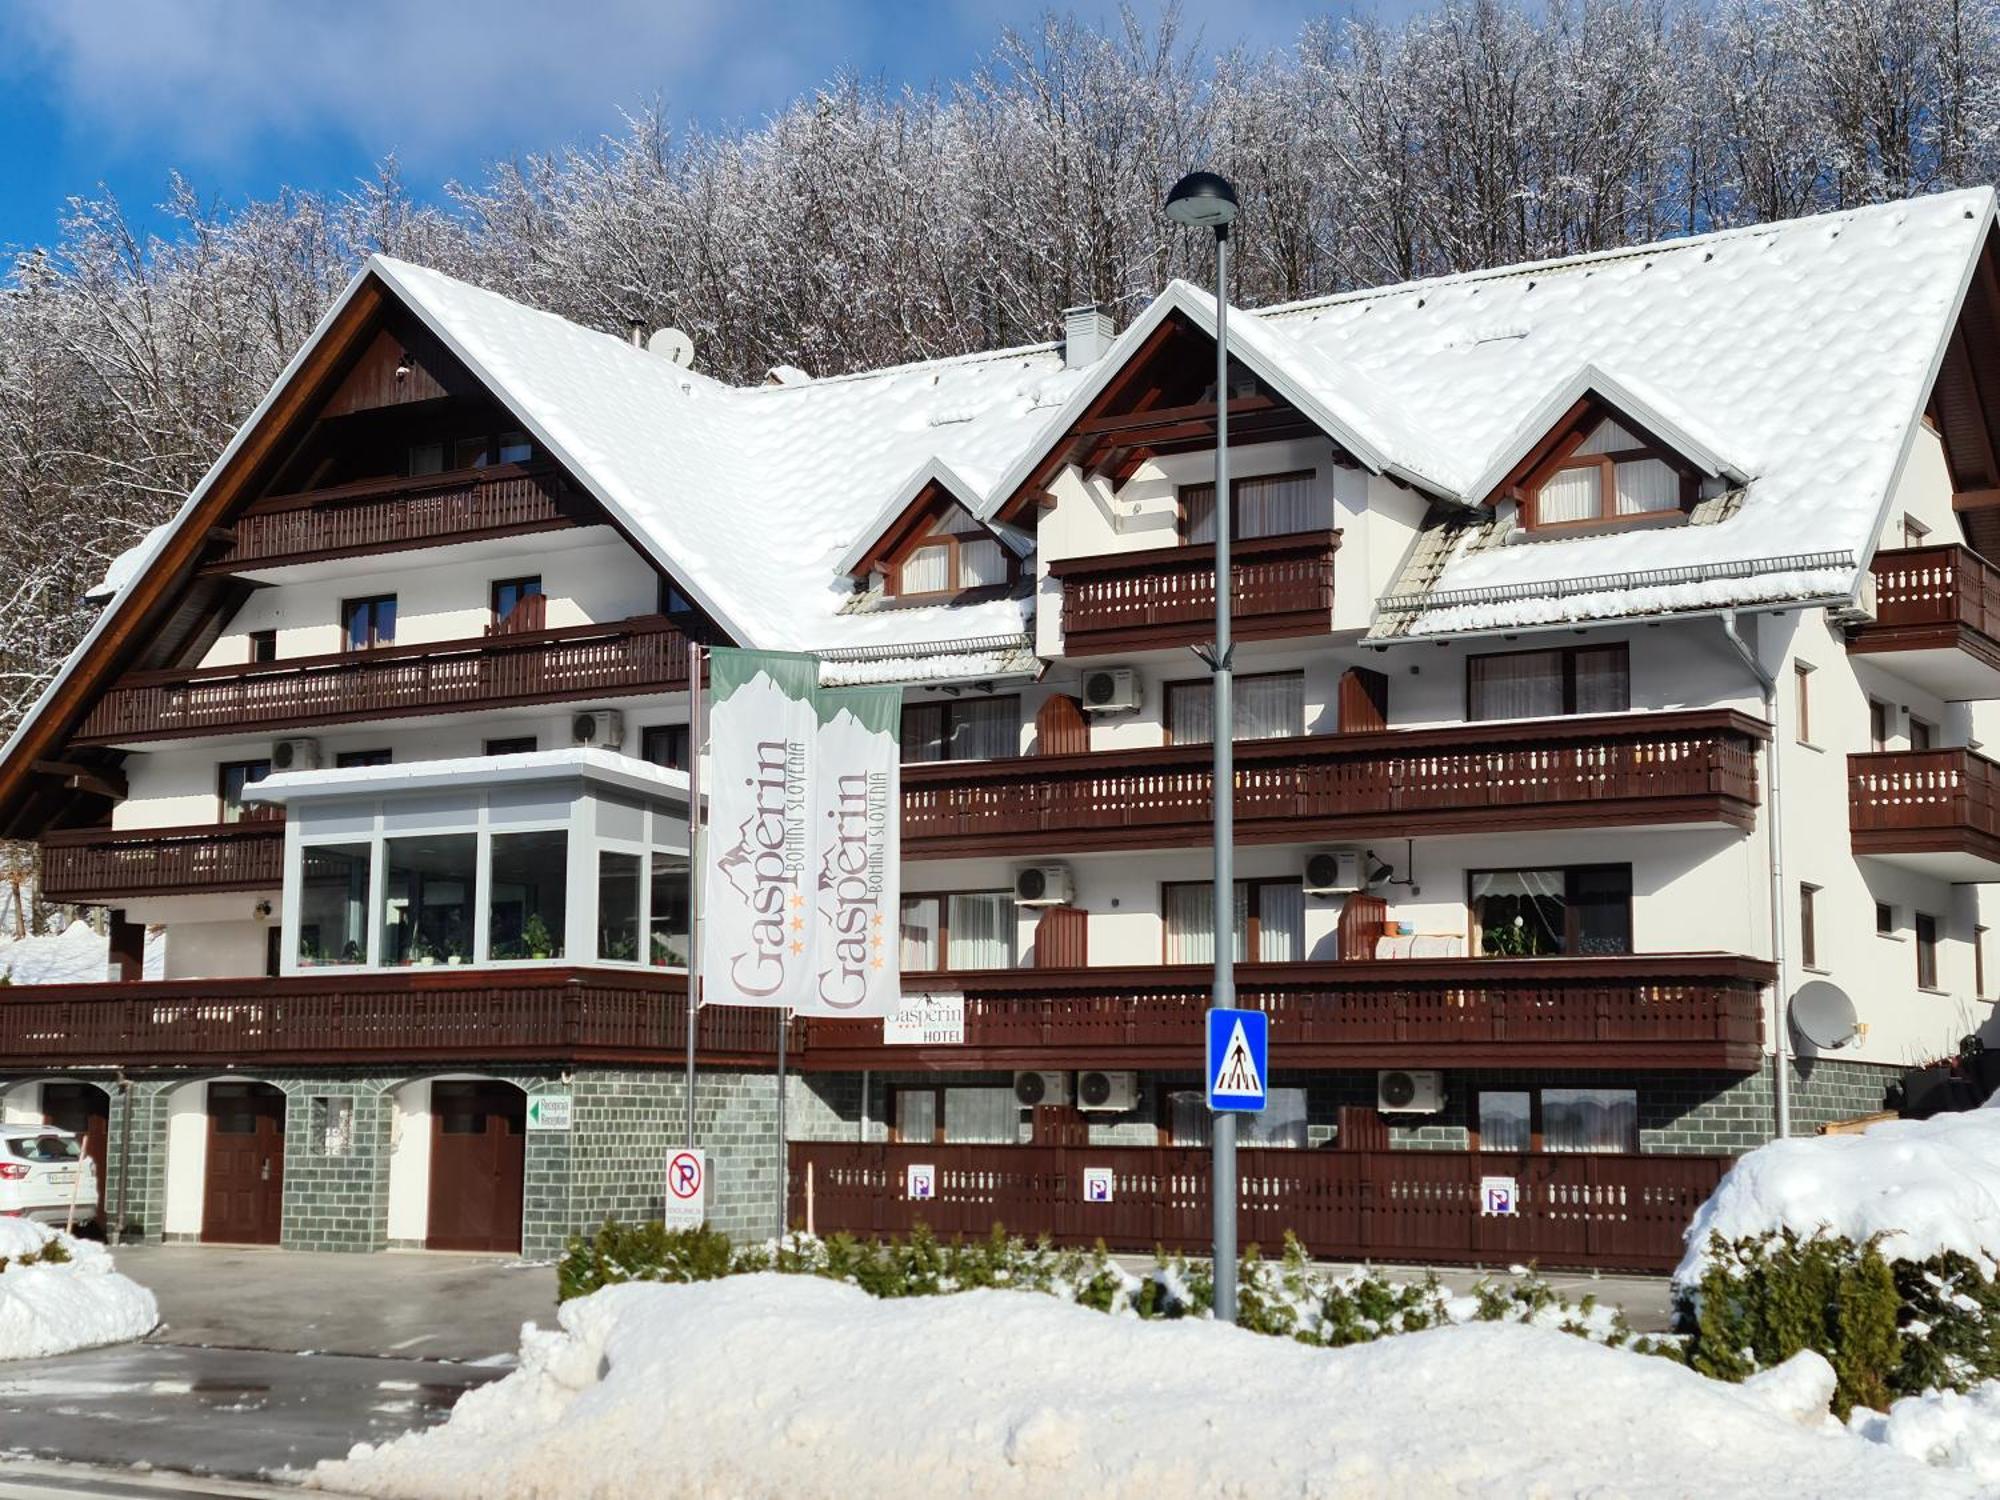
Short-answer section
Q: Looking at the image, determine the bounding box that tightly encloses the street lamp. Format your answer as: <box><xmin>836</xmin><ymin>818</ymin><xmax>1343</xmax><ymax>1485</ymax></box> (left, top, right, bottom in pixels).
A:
<box><xmin>1165</xmin><ymin>169</ymin><xmax>1242</xmax><ymax>1325</ymax></box>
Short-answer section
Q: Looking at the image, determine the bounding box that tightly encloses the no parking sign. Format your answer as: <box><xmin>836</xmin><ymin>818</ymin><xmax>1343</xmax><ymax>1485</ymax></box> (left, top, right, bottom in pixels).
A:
<box><xmin>665</xmin><ymin>1148</ymin><xmax>707</xmax><ymax>1230</ymax></box>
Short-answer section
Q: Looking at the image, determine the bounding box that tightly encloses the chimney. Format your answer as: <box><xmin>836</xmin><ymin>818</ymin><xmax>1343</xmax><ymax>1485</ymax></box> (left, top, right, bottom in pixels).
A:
<box><xmin>1063</xmin><ymin>303</ymin><xmax>1117</xmax><ymax>369</ymax></box>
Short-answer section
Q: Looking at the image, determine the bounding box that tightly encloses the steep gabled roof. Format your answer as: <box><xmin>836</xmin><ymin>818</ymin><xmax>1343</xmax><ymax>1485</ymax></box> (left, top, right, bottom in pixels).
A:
<box><xmin>833</xmin><ymin>457</ymin><xmax>1005</xmax><ymax>579</ymax></box>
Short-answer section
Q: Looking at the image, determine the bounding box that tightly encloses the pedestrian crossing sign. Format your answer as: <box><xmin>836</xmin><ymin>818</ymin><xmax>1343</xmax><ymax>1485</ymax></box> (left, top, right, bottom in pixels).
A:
<box><xmin>1205</xmin><ymin>1007</ymin><xmax>1268</xmax><ymax>1112</ymax></box>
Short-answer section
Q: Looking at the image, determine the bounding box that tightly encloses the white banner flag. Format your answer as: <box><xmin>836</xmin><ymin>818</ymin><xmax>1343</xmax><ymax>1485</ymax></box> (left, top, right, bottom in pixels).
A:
<box><xmin>702</xmin><ymin>649</ymin><xmax>819</xmax><ymax>1009</ymax></box>
<box><xmin>811</xmin><ymin>685</ymin><xmax>902</xmax><ymax>1017</ymax></box>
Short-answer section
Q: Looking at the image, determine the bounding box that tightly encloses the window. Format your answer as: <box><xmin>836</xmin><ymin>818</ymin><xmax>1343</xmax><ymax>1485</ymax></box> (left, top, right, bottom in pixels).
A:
<box><xmin>1794</xmin><ymin>663</ymin><xmax>1812</xmax><ymax>743</ymax></box>
<box><xmin>488</xmin><ymin>830</ymin><xmax>567</xmax><ymax>960</ymax></box>
<box><xmin>335</xmin><ymin>748</ymin><xmax>392</xmax><ymax>769</ymax></box>
<box><xmin>1163</xmin><ymin>878</ymin><xmax>1305</xmax><ymax>964</ymax></box>
<box><xmin>1869</xmin><ymin>700</ymin><xmax>1891</xmax><ymax>752</ymax></box>
<box><xmin>1467</xmin><ymin>645</ymin><xmax>1628</xmax><ymax>721</ymax></box>
<box><xmin>888</xmin><ymin>507</ymin><xmax>1009</xmax><ymax>597</ymax></box>
<box><xmin>408</xmin><ymin>442</ymin><xmax>445</xmax><ymax>477</ymax></box>
<box><xmin>452</xmin><ymin>436</ymin><xmax>489</xmax><ymax>470</ymax></box>
<box><xmin>900</xmin><ymin>695</ymin><xmax>1019</xmax><ymax>763</ymax></box>
<box><xmin>1180</xmin><ymin>471</ymin><xmax>1319</xmax><ymax>544</ymax></box>
<box><xmin>1542</xmin><ymin>1088</ymin><xmax>1639</xmax><ymax>1153</ymax></box>
<box><xmin>297</xmin><ymin>843</ymin><xmax>370</xmax><ymax>966</ymax></box>
<box><xmin>1470</xmin><ymin>866</ymin><xmax>1631</xmax><ymax>957</ymax></box>
<box><xmin>1166</xmin><ymin>673</ymin><xmax>1304</xmax><ymax>744</ymax></box>
<box><xmin>491</xmin><ymin>576</ymin><xmax>544</xmax><ymax>633</ymax></box>
<box><xmin>496</xmin><ymin>431</ymin><xmax>534</xmax><ymax>465</ymax></box>
<box><xmin>1475</xmin><ymin>1091</ymin><xmax>1533</xmax><ymax>1153</ymax></box>
<box><xmin>485</xmin><ymin>737</ymin><xmax>538</xmax><ymax>757</ymax></box>
<box><xmin>1524</xmin><ymin>418</ymin><xmax>1689</xmax><ymax>529</ymax></box>
<box><xmin>1876</xmin><ymin>902</ymin><xmax>1897</xmax><ymax>936</ymax></box>
<box><xmin>641</xmin><ymin>724</ymin><xmax>689</xmax><ymax>770</ymax></box>
<box><xmin>249</xmin><ymin>629</ymin><xmax>278</xmax><ymax>663</ymax></box>
<box><xmin>218</xmin><ymin>760</ymin><xmax>271</xmax><ymax>824</ymax></box>
<box><xmin>890</xmin><ymin>1086</ymin><xmax>1025</xmax><ymax>1144</ymax></box>
<box><xmin>598</xmin><ymin>852</ymin><xmax>644</xmax><ymax>962</ymax></box>
<box><xmin>314</xmin><ymin>1097</ymin><xmax>354</xmax><ymax>1158</ymax></box>
<box><xmin>1910</xmin><ymin>716</ymin><xmax>1936</xmax><ymax>751</ymax></box>
<box><xmin>649</xmin><ymin>854</ymin><xmax>690</xmax><ymax>967</ymax></box>
<box><xmin>1800</xmin><ymin>883</ymin><xmax>1819</xmax><ymax>969</ymax></box>
<box><xmin>1916</xmin><ymin>911</ymin><xmax>1940</xmax><ymax>989</ymax></box>
<box><xmin>1169</xmin><ymin>1087</ymin><xmax>1308</xmax><ymax>1147</ymax></box>
<box><xmin>342</xmin><ymin>594</ymin><xmax>397</xmax><ymax>651</ymax></box>
<box><xmin>382</xmin><ymin>834</ymin><xmax>477</xmax><ymax>965</ymax></box>
<box><xmin>898</xmin><ymin>891</ymin><xmax>1015</xmax><ymax>971</ymax></box>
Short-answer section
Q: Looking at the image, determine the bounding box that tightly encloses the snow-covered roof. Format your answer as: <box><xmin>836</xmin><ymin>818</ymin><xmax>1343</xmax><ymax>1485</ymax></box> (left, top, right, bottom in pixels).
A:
<box><xmin>247</xmin><ymin>746</ymin><xmax>691</xmax><ymax>806</ymax></box>
<box><xmin>76</xmin><ymin>188</ymin><xmax>1997</xmax><ymax>661</ymax></box>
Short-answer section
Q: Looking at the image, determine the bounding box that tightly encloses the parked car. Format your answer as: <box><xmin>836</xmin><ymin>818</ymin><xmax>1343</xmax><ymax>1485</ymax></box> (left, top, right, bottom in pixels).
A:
<box><xmin>0</xmin><ymin>1126</ymin><xmax>98</xmax><ymax>1228</ymax></box>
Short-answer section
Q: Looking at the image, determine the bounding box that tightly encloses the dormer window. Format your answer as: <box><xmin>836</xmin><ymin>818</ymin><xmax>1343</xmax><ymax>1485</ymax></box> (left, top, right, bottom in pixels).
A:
<box><xmin>1524</xmin><ymin>419</ymin><xmax>1693</xmax><ymax>531</ymax></box>
<box><xmin>889</xmin><ymin>506</ymin><xmax>1010</xmax><ymax>598</ymax></box>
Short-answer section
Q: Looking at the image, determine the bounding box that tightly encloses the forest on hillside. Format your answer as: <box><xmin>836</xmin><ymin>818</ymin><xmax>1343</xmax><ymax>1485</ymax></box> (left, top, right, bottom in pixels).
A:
<box><xmin>0</xmin><ymin>0</ymin><xmax>1996</xmax><ymax>727</ymax></box>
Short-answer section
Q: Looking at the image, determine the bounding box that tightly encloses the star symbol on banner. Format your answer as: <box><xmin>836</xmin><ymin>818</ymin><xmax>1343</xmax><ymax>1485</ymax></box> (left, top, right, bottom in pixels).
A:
<box><xmin>790</xmin><ymin>894</ymin><xmax>806</xmax><ymax>909</ymax></box>
<box><xmin>871</xmin><ymin>957</ymin><xmax>884</xmax><ymax>969</ymax></box>
<box><xmin>791</xmin><ymin>941</ymin><xmax>805</xmax><ymax>954</ymax></box>
<box><xmin>791</xmin><ymin>916</ymin><xmax>805</xmax><ymax>931</ymax></box>
<box><xmin>872</xmin><ymin>912</ymin><xmax>884</xmax><ymax>927</ymax></box>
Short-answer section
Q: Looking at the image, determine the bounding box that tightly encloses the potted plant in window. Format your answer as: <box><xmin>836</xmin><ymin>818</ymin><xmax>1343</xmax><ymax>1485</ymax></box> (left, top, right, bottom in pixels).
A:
<box><xmin>523</xmin><ymin>914</ymin><xmax>556</xmax><ymax>961</ymax></box>
<box><xmin>1482</xmin><ymin>913</ymin><xmax>1545</xmax><ymax>958</ymax></box>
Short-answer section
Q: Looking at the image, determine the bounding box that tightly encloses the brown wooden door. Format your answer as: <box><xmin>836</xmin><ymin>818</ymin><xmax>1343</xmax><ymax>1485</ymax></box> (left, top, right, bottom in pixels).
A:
<box><xmin>427</xmin><ymin>1082</ymin><xmax>526</xmax><ymax>1253</ymax></box>
<box><xmin>1035</xmin><ymin>694</ymin><xmax>1090</xmax><ymax>756</ymax></box>
<box><xmin>42</xmin><ymin>1082</ymin><xmax>110</xmax><ymax>1220</ymax></box>
<box><xmin>202</xmin><ymin>1083</ymin><xmax>286</xmax><ymax>1245</ymax></box>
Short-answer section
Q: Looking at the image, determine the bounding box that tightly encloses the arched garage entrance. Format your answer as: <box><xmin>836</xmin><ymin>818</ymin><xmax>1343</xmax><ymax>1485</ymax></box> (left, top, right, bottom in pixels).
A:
<box><xmin>41</xmin><ymin>1081</ymin><xmax>110</xmax><ymax>1223</ymax></box>
<box><xmin>426</xmin><ymin>1080</ymin><xmax>525</xmax><ymax>1253</ymax></box>
<box><xmin>202</xmin><ymin>1081</ymin><xmax>286</xmax><ymax>1245</ymax></box>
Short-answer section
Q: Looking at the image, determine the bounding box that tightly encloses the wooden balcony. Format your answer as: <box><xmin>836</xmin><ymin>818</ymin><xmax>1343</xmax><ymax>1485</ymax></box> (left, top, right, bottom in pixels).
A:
<box><xmin>903</xmin><ymin>709</ymin><xmax>1767</xmax><ymax>857</ymax></box>
<box><xmin>205</xmin><ymin>464</ymin><xmax>583</xmax><ymax>572</ymax></box>
<box><xmin>1046</xmin><ymin>530</ymin><xmax>1338</xmax><ymax>656</ymax></box>
<box><xmin>0</xmin><ymin>969</ymin><xmax>781</xmax><ymax>1068</ymax></box>
<box><xmin>1850</xmin><ymin>747</ymin><xmax>2000</xmax><ymax>880</ymax></box>
<box><xmin>1848</xmin><ymin>545</ymin><xmax>2000</xmax><ymax>698</ymax></box>
<box><xmin>41</xmin><ymin>820</ymin><xmax>286</xmax><ymax>904</ymax></box>
<box><xmin>75</xmin><ymin>616</ymin><xmax>690</xmax><ymax>745</ymax></box>
<box><xmin>791</xmin><ymin>1142</ymin><xmax>1729</xmax><ymax>1272</ymax></box>
<box><xmin>796</xmin><ymin>955</ymin><xmax>1769</xmax><ymax>1073</ymax></box>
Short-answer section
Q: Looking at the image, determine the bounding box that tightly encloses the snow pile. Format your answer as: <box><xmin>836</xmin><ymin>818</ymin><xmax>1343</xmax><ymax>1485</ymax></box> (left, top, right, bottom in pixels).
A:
<box><xmin>0</xmin><ymin>1220</ymin><xmax>157</xmax><ymax>1361</ymax></box>
<box><xmin>0</xmin><ymin>918</ymin><xmax>164</xmax><ymax>985</ymax></box>
<box><xmin>1851</xmin><ymin>1381</ymin><xmax>2000</xmax><ymax>1482</ymax></box>
<box><xmin>312</xmin><ymin>1276</ymin><xmax>1984</xmax><ymax>1499</ymax></box>
<box><xmin>1676</xmin><ymin>1099</ymin><xmax>2000</xmax><ymax>1285</ymax></box>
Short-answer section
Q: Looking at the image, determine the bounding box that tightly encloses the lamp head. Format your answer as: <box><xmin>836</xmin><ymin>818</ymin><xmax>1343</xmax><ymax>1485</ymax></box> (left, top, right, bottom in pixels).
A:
<box><xmin>1165</xmin><ymin>171</ymin><xmax>1239</xmax><ymax>233</ymax></box>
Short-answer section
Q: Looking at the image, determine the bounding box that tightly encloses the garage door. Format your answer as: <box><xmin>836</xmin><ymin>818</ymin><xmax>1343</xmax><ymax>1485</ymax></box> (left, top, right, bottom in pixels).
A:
<box><xmin>427</xmin><ymin>1082</ymin><xmax>525</xmax><ymax>1253</ymax></box>
<box><xmin>41</xmin><ymin>1082</ymin><xmax>110</xmax><ymax>1221</ymax></box>
<box><xmin>203</xmin><ymin>1083</ymin><xmax>286</xmax><ymax>1245</ymax></box>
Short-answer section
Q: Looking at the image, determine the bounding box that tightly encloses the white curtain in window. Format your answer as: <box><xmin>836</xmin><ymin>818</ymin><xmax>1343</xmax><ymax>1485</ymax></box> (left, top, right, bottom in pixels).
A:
<box><xmin>949</xmin><ymin>697</ymin><xmax>1018</xmax><ymax>760</ymax></box>
<box><xmin>1470</xmin><ymin>868</ymin><xmax>1566</xmax><ymax>956</ymax></box>
<box><xmin>943</xmin><ymin>1087</ymin><xmax>1025</xmax><ymax>1143</ymax></box>
<box><xmin>900</xmin><ymin>897</ymin><xmax>940</xmax><ymax>970</ymax></box>
<box><xmin>1538</xmin><ymin>466</ymin><xmax>1601</xmax><ymax>523</ymax></box>
<box><xmin>1165</xmin><ymin>882</ymin><xmax>1250</xmax><ymax>964</ymax></box>
<box><xmin>1169</xmin><ymin>685</ymin><xmax>1213</xmax><ymax>744</ymax></box>
<box><xmin>1171</xmin><ymin>1088</ymin><xmax>1305</xmax><ymax>1146</ymax></box>
<box><xmin>1237</xmin><ymin>473</ymin><xmax>1318</xmax><ymax>538</ymax></box>
<box><xmin>1257</xmin><ymin>882</ymin><xmax>1304</xmax><ymax>962</ymax></box>
<box><xmin>1168</xmin><ymin>1090</ymin><xmax>1210</xmax><ymax>1145</ymax></box>
<box><xmin>1542</xmin><ymin>1087</ymin><xmax>1638</xmax><ymax>1153</ymax></box>
<box><xmin>1183</xmin><ymin>485</ymin><xmax>1218</xmax><ymax>545</ymax></box>
<box><xmin>1237</xmin><ymin>673</ymin><xmax>1304</xmax><ymax>739</ymax></box>
<box><xmin>895</xmin><ymin>1090</ymin><xmax>937</xmax><ymax>1142</ymax></box>
<box><xmin>1614</xmin><ymin>459</ymin><xmax>1680</xmax><ymax>515</ymax></box>
<box><xmin>901</xmin><ymin>543</ymin><xmax>951</xmax><ymax>593</ymax></box>
<box><xmin>1572</xmin><ymin>646</ymin><xmax>1630</xmax><ymax>714</ymax></box>
<box><xmin>959</xmin><ymin>536</ymin><xmax>1007</xmax><ymax>586</ymax></box>
<box><xmin>1469</xmin><ymin>650</ymin><xmax>1565</xmax><ymax>720</ymax></box>
<box><xmin>931</xmin><ymin>506</ymin><xmax>982</xmax><ymax>536</ymax></box>
<box><xmin>1574</xmin><ymin>419</ymin><xmax>1644</xmax><ymax>455</ymax></box>
<box><xmin>1477</xmin><ymin>1091</ymin><xmax>1532</xmax><ymax>1152</ymax></box>
<box><xmin>947</xmin><ymin>893</ymin><xmax>1013</xmax><ymax>969</ymax></box>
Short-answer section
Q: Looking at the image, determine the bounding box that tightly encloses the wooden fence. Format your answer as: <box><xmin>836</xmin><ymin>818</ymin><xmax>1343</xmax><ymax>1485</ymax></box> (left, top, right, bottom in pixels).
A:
<box><xmin>40</xmin><ymin>820</ymin><xmax>286</xmax><ymax>903</ymax></box>
<box><xmin>218</xmin><ymin>465</ymin><xmax>577</xmax><ymax>567</ymax></box>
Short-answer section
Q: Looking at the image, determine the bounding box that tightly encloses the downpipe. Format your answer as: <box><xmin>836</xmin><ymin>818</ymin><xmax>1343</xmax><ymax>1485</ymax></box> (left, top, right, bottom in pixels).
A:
<box><xmin>1721</xmin><ymin>610</ymin><xmax>1792</xmax><ymax>1140</ymax></box>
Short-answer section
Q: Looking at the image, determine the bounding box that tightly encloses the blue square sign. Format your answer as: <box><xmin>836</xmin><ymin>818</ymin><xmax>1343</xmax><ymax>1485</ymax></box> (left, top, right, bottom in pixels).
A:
<box><xmin>1205</xmin><ymin>1007</ymin><xmax>1268</xmax><ymax>1112</ymax></box>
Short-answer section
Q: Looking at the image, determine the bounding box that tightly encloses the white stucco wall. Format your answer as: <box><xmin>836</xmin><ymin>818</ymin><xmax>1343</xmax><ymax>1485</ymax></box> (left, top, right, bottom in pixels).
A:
<box><xmin>385</xmin><ymin>1078</ymin><xmax>432</xmax><ymax>1244</ymax></box>
<box><xmin>161</xmin><ymin>1079</ymin><xmax>211</xmax><ymax>1238</ymax></box>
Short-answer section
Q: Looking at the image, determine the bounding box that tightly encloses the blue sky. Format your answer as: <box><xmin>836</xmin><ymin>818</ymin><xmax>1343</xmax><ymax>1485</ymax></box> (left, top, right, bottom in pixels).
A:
<box><xmin>0</xmin><ymin>0</ymin><xmax>1346</xmax><ymax>253</ymax></box>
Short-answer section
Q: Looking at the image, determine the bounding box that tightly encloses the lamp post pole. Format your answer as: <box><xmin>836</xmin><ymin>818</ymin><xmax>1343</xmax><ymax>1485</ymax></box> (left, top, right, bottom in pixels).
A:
<box><xmin>1165</xmin><ymin>169</ymin><xmax>1242</xmax><ymax>1326</ymax></box>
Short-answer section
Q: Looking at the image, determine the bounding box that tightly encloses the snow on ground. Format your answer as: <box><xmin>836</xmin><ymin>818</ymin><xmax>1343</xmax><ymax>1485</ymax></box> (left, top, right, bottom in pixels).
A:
<box><xmin>1675</xmin><ymin>1094</ymin><xmax>2000</xmax><ymax>1284</ymax></box>
<box><xmin>311</xmin><ymin>1275</ymin><xmax>1985</xmax><ymax>1500</ymax></box>
<box><xmin>0</xmin><ymin>917</ymin><xmax>165</xmax><ymax>984</ymax></box>
<box><xmin>0</xmin><ymin>1220</ymin><xmax>157</xmax><ymax>1361</ymax></box>
<box><xmin>1851</xmin><ymin>1381</ymin><xmax>2000</xmax><ymax>1483</ymax></box>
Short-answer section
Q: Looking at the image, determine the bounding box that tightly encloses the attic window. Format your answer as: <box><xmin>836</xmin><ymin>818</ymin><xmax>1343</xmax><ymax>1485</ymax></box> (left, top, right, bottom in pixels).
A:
<box><xmin>889</xmin><ymin>507</ymin><xmax>1011</xmax><ymax>599</ymax></box>
<box><xmin>1525</xmin><ymin>419</ymin><xmax>1692</xmax><ymax>530</ymax></box>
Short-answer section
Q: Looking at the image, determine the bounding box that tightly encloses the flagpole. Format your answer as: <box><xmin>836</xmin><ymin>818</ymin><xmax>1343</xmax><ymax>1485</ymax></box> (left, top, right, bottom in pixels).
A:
<box><xmin>684</xmin><ymin>642</ymin><xmax>704</xmax><ymax>1151</ymax></box>
<box><xmin>775</xmin><ymin>1008</ymin><xmax>789</xmax><ymax>1239</ymax></box>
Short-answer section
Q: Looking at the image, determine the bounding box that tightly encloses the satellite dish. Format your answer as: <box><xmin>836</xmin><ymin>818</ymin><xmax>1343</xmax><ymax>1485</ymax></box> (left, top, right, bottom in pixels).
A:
<box><xmin>1790</xmin><ymin>980</ymin><xmax>1860</xmax><ymax>1050</ymax></box>
<box><xmin>648</xmin><ymin>327</ymin><xmax>695</xmax><ymax>368</ymax></box>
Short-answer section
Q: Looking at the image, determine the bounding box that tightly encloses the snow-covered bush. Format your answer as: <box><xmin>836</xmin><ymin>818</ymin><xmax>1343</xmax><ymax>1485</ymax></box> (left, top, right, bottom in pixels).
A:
<box><xmin>0</xmin><ymin>1219</ymin><xmax>157</xmax><ymax>1360</ymax></box>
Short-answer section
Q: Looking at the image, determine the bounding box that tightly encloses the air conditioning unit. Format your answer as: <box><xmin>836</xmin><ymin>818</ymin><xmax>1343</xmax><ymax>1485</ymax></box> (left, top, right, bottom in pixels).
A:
<box><xmin>1377</xmin><ymin>1069</ymin><xmax>1445</xmax><ymax>1114</ymax></box>
<box><xmin>1077</xmin><ymin>1070</ymin><xmax>1139</xmax><ymax>1112</ymax></box>
<box><xmin>1080</xmin><ymin>667</ymin><xmax>1141</xmax><ymax>713</ymax></box>
<box><xmin>570</xmin><ymin>709</ymin><xmax>626</xmax><ymax>750</ymax></box>
<box><xmin>1013</xmin><ymin>1070</ymin><xmax>1071</xmax><ymax>1108</ymax></box>
<box><xmin>1303</xmin><ymin>849</ymin><xmax>1365</xmax><ymax>895</ymax></box>
<box><xmin>271</xmin><ymin>737</ymin><xmax>322</xmax><ymax>773</ymax></box>
<box><xmin>1014</xmin><ymin>863</ymin><xmax>1074</xmax><ymax>907</ymax></box>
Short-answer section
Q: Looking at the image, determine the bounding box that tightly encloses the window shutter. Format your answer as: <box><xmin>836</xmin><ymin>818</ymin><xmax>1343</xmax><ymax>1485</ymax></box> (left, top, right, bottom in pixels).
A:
<box><xmin>1034</xmin><ymin>693</ymin><xmax>1089</xmax><ymax>756</ymax></box>
<box><xmin>1338</xmin><ymin>668</ymin><xmax>1388</xmax><ymax>733</ymax></box>
<box><xmin>1337</xmin><ymin>892</ymin><xmax>1388</xmax><ymax>961</ymax></box>
<box><xmin>1033</xmin><ymin>904</ymin><xmax>1088</xmax><ymax>968</ymax></box>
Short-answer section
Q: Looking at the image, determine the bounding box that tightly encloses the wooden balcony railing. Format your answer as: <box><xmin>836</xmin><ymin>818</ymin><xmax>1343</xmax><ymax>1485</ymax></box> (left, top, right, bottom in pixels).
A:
<box><xmin>791</xmin><ymin>1142</ymin><xmax>1730</xmax><ymax>1272</ymax></box>
<box><xmin>1849</xmin><ymin>747</ymin><xmax>2000</xmax><ymax>867</ymax></box>
<box><xmin>904</xmin><ymin>709</ymin><xmax>1767</xmax><ymax>857</ymax></box>
<box><xmin>0</xmin><ymin>969</ymin><xmax>782</xmax><ymax>1067</ymax></box>
<box><xmin>796</xmin><ymin>955</ymin><xmax>1769</xmax><ymax>1072</ymax></box>
<box><xmin>1850</xmin><ymin>545</ymin><xmax>2000</xmax><ymax>690</ymax></box>
<box><xmin>76</xmin><ymin>615</ymin><xmax>690</xmax><ymax>744</ymax></box>
<box><xmin>1046</xmin><ymin>530</ymin><xmax>1339</xmax><ymax>655</ymax></box>
<box><xmin>209</xmin><ymin>464</ymin><xmax>581</xmax><ymax>570</ymax></box>
<box><xmin>41</xmin><ymin>820</ymin><xmax>286</xmax><ymax>904</ymax></box>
